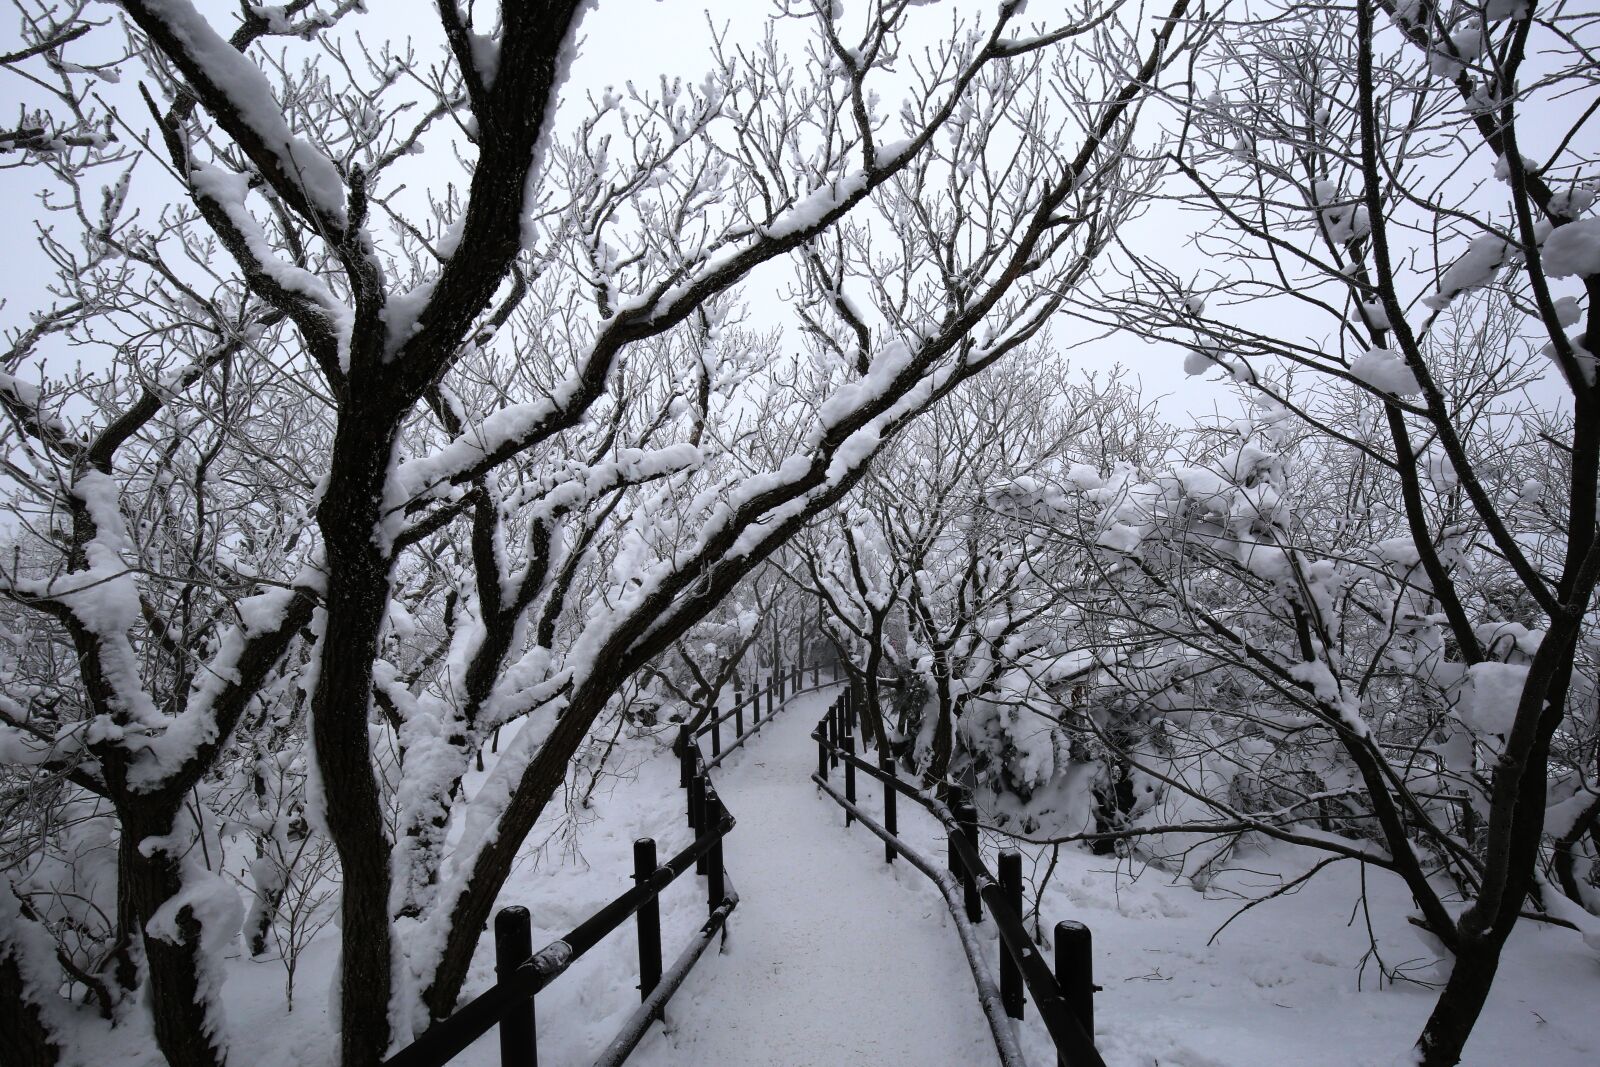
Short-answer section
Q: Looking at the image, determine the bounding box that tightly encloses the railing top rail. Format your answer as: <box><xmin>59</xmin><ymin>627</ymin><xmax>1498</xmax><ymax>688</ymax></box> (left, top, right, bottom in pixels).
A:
<box><xmin>810</xmin><ymin>773</ymin><xmax>1030</xmax><ymax>1067</ymax></box>
<box><xmin>698</xmin><ymin>678</ymin><xmax>843</xmax><ymax>771</ymax></box>
<box><xmin>944</xmin><ymin>825</ymin><xmax>1104</xmax><ymax>1067</ymax></box>
<box><xmin>813</xmin><ymin>693</ymin><xmax>1107</xmax><ymax>1067</ymax></box>
<box><xmin>810</xmin><ymin>723</ymin><xmax>934</xmax><ymax>803</ymax></box>
<box><xmin>387</xmin><ymin>655</ymin><xmax>820</xmax><ymax>1067</ymax></box>
<box><xmin>591</xmin><ymin>896</ymin><xmax>738</xmax><ymax>1067</ymax></box>
<box><xmin>694</xmin><ymin>672</ymin><xmax>839</xmax><ymax>738</ymax></box>
<box><xmin>382</xmin><ymin>808</ymin><xmax>735</xmax><ymax>1067</ymax></box>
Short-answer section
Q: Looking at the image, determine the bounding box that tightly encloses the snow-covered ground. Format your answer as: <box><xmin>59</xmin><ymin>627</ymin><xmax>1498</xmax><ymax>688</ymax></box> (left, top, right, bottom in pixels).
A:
<box><xmin>113</xmin><ymin>682</ymin><xmax>1596</xmax><ymax>1067</ymax></box>
<box><xmin>633</xmin><ymin>685</ymin><xmax>994</xmax><ymax>1067</ymax></box>
<box><xmin>819</xmin><ymin>715</ymin><xmax>1600</xmax><ymax>1067</ymax></box>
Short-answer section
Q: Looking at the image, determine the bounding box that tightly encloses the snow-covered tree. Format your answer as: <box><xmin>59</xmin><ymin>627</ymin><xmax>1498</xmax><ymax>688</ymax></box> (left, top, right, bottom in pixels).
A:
<box><xmin>0</xmin><ymin>2</ymin><xmax>1200</xmax><ymax>1065</ymax></box>
<box><xmin>1039</xmin><ymin>2</ymin><xmax>1600</xmax><ymax>1062</ymax></box>
<box><xmin>792</xmin><ymin>356</ymin><xmax>1166</xmax><ymax>790</ymax></box>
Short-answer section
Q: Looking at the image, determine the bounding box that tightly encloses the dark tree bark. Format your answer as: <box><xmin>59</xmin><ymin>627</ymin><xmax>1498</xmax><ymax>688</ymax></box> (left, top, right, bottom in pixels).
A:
<box><xmin>310</xmin><ymin>411</ymin><xmax>404</xmax><ymax>1067</ymax></box>
<box><xmin>1552</xmin><ymin>794</ymin><xmax>1600</xmax><ymax>906</ymax></box>
<box><xmin>98</xmin><ymin>1</ymin><xmax>1197</xmax><ymax>1056</ymax></box>
<box><xmin>118</xmin><ymin>798</ymin><xmax>225</xmax><ymax>1067</ymax></box>
<box><xmin>0</xmin><ymin>900</ymin><xmax>64</xmax><ymax>1067</ymax></box>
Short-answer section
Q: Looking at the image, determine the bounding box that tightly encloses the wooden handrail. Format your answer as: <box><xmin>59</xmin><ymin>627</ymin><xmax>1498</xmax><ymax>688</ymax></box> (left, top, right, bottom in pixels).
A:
<box><xmin>810</xmin><ymin>723</ymin><xmax>929</xmax><ymax>802</ymax></box>
<box><xmin>381</xmin><ymin>812</ymin><xmax>736</xmax><ymax>1067</ymax></box>
<box><xmin>384</xmin><ymin>655</ymin><xmax>825</xmax><ymax>1062</ymax></box>
<box><xmin>704</xmin><ymin>675</ymin><xmax>843</xmax><ymax>770</ymax></box>
<box><xmin>946</xmin><ymin>828</ymin><xmax>1104</xmax><ymax>1067</ymax></box>
<box><xmin>592</xmin><ymin>891</ymin><xmax>738</xmax><ymax>1067</ymax></box>
<box><xmin>811</xmin><ymin>774</ymin><xmax>1030</xmax><ymax>1067</ymax></box>
<box><xmin>812</xmin><ymin>689</ymin><xmax>1106</xmax><ymax>1067</ymax></box>
<box><xmin>384</xmin><ymin>655</ymin><xmax>829</xmax><ymax>1067</ymax></box>
<box><xmin>694</xmin><ymin>664</ymin><xmax>833</xmax><ymax>737</ymax></box>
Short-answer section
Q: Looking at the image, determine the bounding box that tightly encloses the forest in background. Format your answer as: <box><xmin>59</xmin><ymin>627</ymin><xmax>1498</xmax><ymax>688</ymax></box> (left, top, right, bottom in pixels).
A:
<box><xmin>1</xmin><ymin>2</ymin><xmax>1597</xmax><ymax>1065</ymax></box>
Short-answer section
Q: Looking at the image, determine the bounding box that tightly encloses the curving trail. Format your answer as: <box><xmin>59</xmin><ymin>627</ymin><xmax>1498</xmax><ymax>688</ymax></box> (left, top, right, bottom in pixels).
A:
<box><xmin>634</xmin><ymin>685</ymin><xmax>997</xmax><ymax>1067</ymax></box>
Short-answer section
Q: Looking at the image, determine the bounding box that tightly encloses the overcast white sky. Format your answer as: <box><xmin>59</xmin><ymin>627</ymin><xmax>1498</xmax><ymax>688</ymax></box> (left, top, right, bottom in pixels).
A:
<box><xmin>8</xmin><ymin>1</ymin><xmax>1575</xmax><ymax>440</ymax></box>
<box><xmin>0</xmin><ymin>1</ymin><xmax>1239</xmax><ymax>426</ymax></box>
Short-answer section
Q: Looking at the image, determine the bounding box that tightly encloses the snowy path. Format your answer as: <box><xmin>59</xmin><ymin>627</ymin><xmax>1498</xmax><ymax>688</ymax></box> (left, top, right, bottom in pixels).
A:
<box><xmin>633</xmin><ymin>685</ymin><xmax>998</xmax><ymax>1067</ymax></box>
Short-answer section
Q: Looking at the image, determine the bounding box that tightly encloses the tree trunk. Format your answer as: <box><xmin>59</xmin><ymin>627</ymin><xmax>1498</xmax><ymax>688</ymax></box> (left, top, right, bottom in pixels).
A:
<box><xmin>0</xmin><ymin>898</ymin><xmax>64</xmax><ymax>1067</ymax></box>
<box><xmin>244</xmin><ymin>840</ymin><xmax>287</xmax><ymax>958</ymax></box>
<box><xmin>1552</xmin><ymin>794</ymin><xmax>1600</xmax><ymax>907</ymax></box>
<box><xmin>313</xmin><ymin>412</ymin><xmax>402</xmax><ymax>1067</ymax></box>
<box><xmin>120</xmin><ymin>801</ymin><xmax>228</xmax><ymax>1067</ymax></box>
<box><xmin>1091</xmin><ymin>763</ymin><xmax>1137</xmax><ymax>856</ymax></box>
<box><xmin>859</xmin><ymin>625</ymin><xmax>891</xmax><ymax>751</ymax></box>
<box><xmin>927</xmin><ymin>680</ymin><xmax>956</xmax><ymax>793</ymax></box>
<box><xmin>421</xmin><ymin>688</ymin><xmax>605</xmax><ymax>1018</ymax></box>
<box><xmin>1416</xmin><ymin>936</ymin><xmax>1505</xmax><ymax>1066</ymax></box>
<box><xmin>1419</xmin><ymin>677</ymin><xmax>1568</xmax><ymax>1064</ymax></box>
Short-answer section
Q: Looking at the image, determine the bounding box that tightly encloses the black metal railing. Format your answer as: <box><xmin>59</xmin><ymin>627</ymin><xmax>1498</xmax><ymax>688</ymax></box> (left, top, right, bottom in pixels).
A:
<box><xmin>693</xmin><ymin>658</ymin><xmax>840</xmax><ymax>769</ymax></box>
<box><xmin>811</xmin><ymin>688</ymin><xmax>1106</xmax><ymax>1067</ymax></box>
<box><xmin>381</xmin><ymin>659</ymin><xmax>831</xmax><ymax>1067</ymax></box>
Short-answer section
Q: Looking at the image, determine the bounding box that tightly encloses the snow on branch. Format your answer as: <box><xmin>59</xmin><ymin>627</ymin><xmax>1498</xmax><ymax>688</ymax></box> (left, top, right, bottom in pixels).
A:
<box><xmin>122</xmin><ymin>0</ymin><xmax>350</xmax><ymax>230</ymax></box>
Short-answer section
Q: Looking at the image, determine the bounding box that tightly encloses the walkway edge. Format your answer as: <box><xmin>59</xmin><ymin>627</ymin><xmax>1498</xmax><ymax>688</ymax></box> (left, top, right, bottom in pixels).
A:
<box><xmin>813</xmin><ymin>775</ymin><xmax>1025</xmax><ymax>1067</ymax></box>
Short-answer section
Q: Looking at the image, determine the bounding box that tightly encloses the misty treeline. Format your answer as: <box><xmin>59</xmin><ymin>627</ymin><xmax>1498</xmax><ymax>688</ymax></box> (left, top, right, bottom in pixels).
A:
<box><xmin>0</xmin><ymin>2</ymin><xmax>1593</xmax><ymax>1067</ymax></box>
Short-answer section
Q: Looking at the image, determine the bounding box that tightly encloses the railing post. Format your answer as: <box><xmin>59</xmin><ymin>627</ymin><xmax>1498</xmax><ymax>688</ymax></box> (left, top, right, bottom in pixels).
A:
<box><xmin>735</xmin><ymin>697</ymin><xmax>745</xmax><ymax>740</ymax></box>
<box><xmin>999</xmin><ymin>849</ymin><xmax>1024</xmax><ymax>1019</ymax></box>
<box><xmin>881</xmin><ymin>751</ymin><xmax>897</xmax><ymax>864</ymax></box>
<box><xmin>947</xmin><ymin>790</ymin><xmax>960</xmax><ymax>876</ymax></box>
<box><xmin>843</xmin><ymin>735</ymin><xmax>857</xmax><ymax>826</ymax></box>
<box><xmin>689</xmin><ymin>770</ymin><xmax>705</xmax><ymax>837</ymax></box>
<box><xmin>828</xmin><ymin>704</ymin><xmax>839</xmax><ymax>769</ymax></box>
<box><xmin>843</xmin><ymin>689</ymin><xmax>854</xmax><ymax>740</ymax></box>
<box><xmin>766</xmin><ymin>681</ymin><xmax>774</xmax><ymax>719</ymax></box>
<box><xmin>495</xmin><ymin>906</ymin><xmax>537</xmax><ymax>1067</ymax></box>
<box><xmin>752</xmin><ymin>683</ymin><xmax>761</xmax><ymax>726</ymax></box>
<box><xmin>633</xmin><ymin>839</ymin><xmax>662</xmax><ymax>1007</ymax></box>
<box><xmin>705</xmin><ymin>789</ymin><xmax>726</xmax><ymax>915</ymax></box>
<box><xmin>953</xmin><ymin>796</ymin><xmax>981</xmax><ymax>923</ymax></box>
<box><xmin>711</xmin><ymin>709</ymin><xmax>722</xmax><ymax>758</ymax></box>
<box><xmin>817</xmin><ymin>719</ymin><xmax>829</xmax><ymax>781</ymax></box>
<box><xmin>676</xmin><ymin>726</ymin><xmax>692</xmax><ymax>789</ymax></box>
<box><xmin>1055</xmin><ymin>921</ymin><xmax>1095</xmax><ymax>1064</ymax></box>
